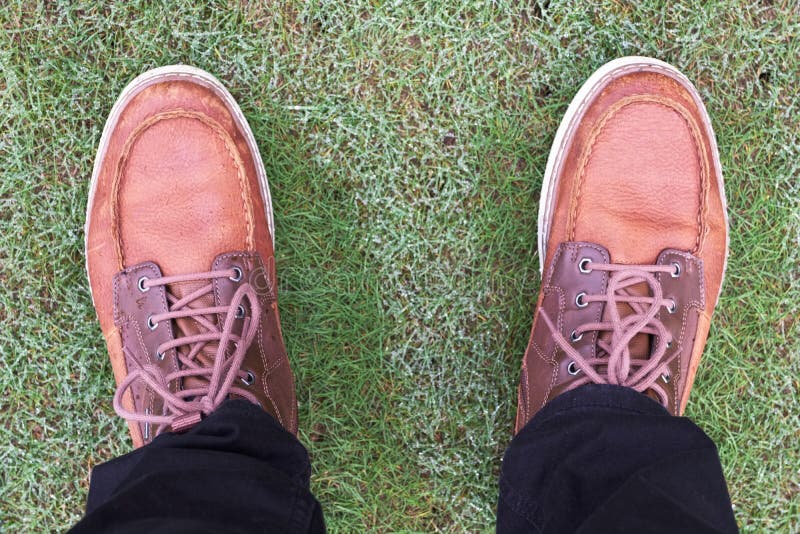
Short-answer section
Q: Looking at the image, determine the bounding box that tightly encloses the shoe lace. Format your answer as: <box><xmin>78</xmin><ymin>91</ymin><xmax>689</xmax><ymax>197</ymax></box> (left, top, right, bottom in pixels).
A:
<box><xmin>539</xmin><ymin>262</ymin><xmax>678</xmax><ymax>406</ymax></box>
<box><xmin>113</xmin><ymin>268</ymin><xmax>261</xmax><ymax>435</ymax></box>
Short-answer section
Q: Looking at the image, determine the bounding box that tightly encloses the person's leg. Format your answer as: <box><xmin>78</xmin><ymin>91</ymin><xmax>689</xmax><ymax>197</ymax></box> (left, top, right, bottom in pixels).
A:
<box><xmin>71</xmin><ymin>400</ymin><xmax>324</xmax><ymax>534</ymax></box>
<box><xmin>77</xmin><ymin>65</ymin><xmax>323</xmax><ymax>531</ymax></box>
<box><xmin>497</xmin><ymin>384</ymin><xmax>736</xmax><ymax>533</ymax></box>
<box><xmin>502</xmin><ymin>57</ymin><xmax>735</xmax><ymax>532</ymax></box>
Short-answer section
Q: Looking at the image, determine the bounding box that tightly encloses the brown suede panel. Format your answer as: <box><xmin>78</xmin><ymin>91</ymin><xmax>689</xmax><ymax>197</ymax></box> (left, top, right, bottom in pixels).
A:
<box><xmin>211</xmin><ymin>252</ymin><xmax>297</xmax><ymax>434</ymax></box>
<box><xmin>652</xmin><ymin>249</ymin><xmax>705</xmax><ymax>414</ymax></box>
<box><xmin>516</xmin><ymin>242</ymin><xmax>705</xmax><ymax>432</ymax></box>
<box><xmin>517</xmin><ymin>242</ymin><xmax>610</xmax><ymax>432</ymax></box>
<box><xmin>113</xmin><ymin>262</ymin><xmax>179</xmax><ymax>445</ymax></box>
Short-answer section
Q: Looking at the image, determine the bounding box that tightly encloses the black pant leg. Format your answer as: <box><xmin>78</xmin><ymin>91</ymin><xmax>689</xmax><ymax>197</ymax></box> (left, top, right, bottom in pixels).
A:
<box><xmin>497</xmin><ymin>384</ymin><xmax>737</xmax><ymax>534</ymax></box>
<box><xmin>70</xmin><ymin>400</ymin><xmax>325</xmax><ymax>534</ymax></box>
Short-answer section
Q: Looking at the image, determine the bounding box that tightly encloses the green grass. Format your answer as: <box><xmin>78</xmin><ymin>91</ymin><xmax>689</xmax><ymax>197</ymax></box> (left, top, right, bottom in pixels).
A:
<box><xmin>1</xmin><ymin>1</ymin><xmax>798</xmax><ymax>532</ymax></box>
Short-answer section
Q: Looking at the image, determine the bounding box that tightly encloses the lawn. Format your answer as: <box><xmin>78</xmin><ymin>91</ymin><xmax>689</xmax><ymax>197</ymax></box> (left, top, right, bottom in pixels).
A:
<box><xmin>1</xmin><ymin>1</ymin><xmax>798</xmax><ymax>532</ymax></box>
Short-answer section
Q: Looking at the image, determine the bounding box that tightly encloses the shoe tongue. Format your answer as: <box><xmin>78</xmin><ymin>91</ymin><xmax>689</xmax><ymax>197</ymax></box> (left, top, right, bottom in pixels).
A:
<box><xmin>598</xmin><ymin>281</ymin><xmax>651</xmax><ymax>362</ymax></box>
<box><xmin>167</xmin><ymin>278</ymin><xmax>220</xmax><ymax>390</ymax></box>
<box><xmin>586</xmin><ymin>246</ymin><xmax>672</xmax><ymax>405</ymax></box>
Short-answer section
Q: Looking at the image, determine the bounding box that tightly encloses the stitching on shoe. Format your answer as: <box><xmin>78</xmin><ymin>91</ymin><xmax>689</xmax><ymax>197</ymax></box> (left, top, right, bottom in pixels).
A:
<box><xmin>213</xmin><ymin>252</ymin><xmax>286</xmax><ymax>427</ymax></box>
<box><xmin>589</xmin><ymin>249</ymin><xmax>603</xmax><ymax>363</ymax></box>
<box><xmin>110</xmin><ymin>109</ymin><xmax>255</xmax><ymax>266</ymax></box>
<box><xmin>658</xmin><ymin>252</ymin><xmax>705</xmax><ymax>410</ymax></box>
<box><xmin>212</xmin><ymin>251</ymin><xmax>249</xmax><ymax>310</ymax></box>
<box><xmin>117</xmin><ymin>313</ymin><xmax>154</xmax><ymax>438</ymax></box>
<box><xmin>123</xmin><ymin>263</ymin><xmax>179</xmax><ymax>378</ymax></box>
<box><xmin>212</xmin><ymin>252</ymin><xmax>291</xmax><ymax>430</ymax></box>
<box><xmin>544</xmin><ymin>241</ymin><xmax>566</xmax><ymax>285</ymax></box>
<box><xmin>258</xmin><ymin>319</ymin><xmax>285</xmax><ymax>428</ymax></box>
<box><xmin>550</xmin><ymin>61</ymin><xmax>710</xmax><ymax>200</ymax></box>
<box><xmin>114</xmin><ymin>264</ymin><xmax>180</xmax><ymax>429</ymax></box>
<box><xmin>565</xmin><ymin>242</ymin><xmax>609</xmax><ymax>363</ymax></box>
<box><xmin>567</xmin><ymin>95</ymin><xmax>708</xmax><ymax>256</ymax></box>
<box><xmin>535</xmin><ymin>285</ymin><xmax>565</xmax><ymax>409</ymax></box>
<box><xmin>130</xmin><ymin>317</ymin><xmax>157</xmax><ymax>430</ymax></box>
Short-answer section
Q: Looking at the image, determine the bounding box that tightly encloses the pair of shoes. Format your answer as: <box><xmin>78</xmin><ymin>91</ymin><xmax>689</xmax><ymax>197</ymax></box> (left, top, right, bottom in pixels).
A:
<box><xmin>85</xmin><ymin>57</ymin><xmax>727</xmax><ymax>447</ymax></box>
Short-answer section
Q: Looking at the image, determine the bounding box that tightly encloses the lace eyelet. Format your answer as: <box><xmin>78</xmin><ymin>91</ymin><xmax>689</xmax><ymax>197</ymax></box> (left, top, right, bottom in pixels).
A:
<box><xmin>666</xmin><ymin>299</ymin><xmax>677</xmax><ymax>314</ymax></box>
<box><xmin>575</xmin><ymin>292</ymin><xmax>588</xmax><ymax>308</ymax></box>
<box><xmin>147</xmin><ymin>315</ymin><xmax>159</xmax><ymax>330</ymax></box>
<box><xmin>235</xmin><ymin>305</ymin><xmax>246</xmax><ymax>319</ymax></box>
<box><xmin>666</xmin><ymin>339</ymin><xmax>673</xmax><ymax>348</ymax></box>
<box><xmin>671</xmin><ymin>262</ymin><xmax>681</xmax><ymax>278</ymax></box>
<box><xmin>241</xmin><ymin>370</ymin><xmax>255</xmax><ymax>385</ymax></box>
<box><xmin>579</xmin><ymin>258</ymin><xmax>593</xmax><ymax>273</ymax></box>
<box><xmin>661</xmin><ymin>373</ymin><xmax>671</xmax><ymax>384</ymax></box>
<box><xmin>567</xmin><ymin>361</ymin><xmax>581</xmax><ymax>375</ymax></box>
<box><xmin>156</xmin><ymin>351</ymin><xmax>165</xmax><ymax>361</ymax></box>
<box><xmin>570</xmin><ymin>329</ymin><xmax>583</xmax><ymax>343</ymax></box>
<box><xmin>138</xmin><ymin>276</ymin><xmax>150</xmax><ymax>292</ymax></box>
<box><xmin>229</xmin><ymin>266</ymin><xmax>243</xmax><ymax>282</ymax></box>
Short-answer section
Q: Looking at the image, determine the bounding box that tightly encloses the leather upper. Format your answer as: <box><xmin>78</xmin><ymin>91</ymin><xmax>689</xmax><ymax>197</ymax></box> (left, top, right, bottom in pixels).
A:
<box><xmin>86</xmin><ymin>75</ymin><xmax>296</xmax><ymax>446</ymax></box>
<box><xmin>517</xmin><ymin>61</ymin><xmax>728</xmax><ymax>432</ymax></box>
<box><xmin>543</xmin><ymin>66</ymin><xmax>727</xmax><ymax>302</ymax></box>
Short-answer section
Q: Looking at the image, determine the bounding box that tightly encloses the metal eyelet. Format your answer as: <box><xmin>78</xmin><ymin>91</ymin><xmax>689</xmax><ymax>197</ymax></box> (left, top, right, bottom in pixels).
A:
<box><xmin>570</xmin><ymin>329</ymin><xmax>583</xmax><ymax>343</ymax></box>
<box><xmin>138</xmin><ymin>276</ymin><xmax>150</xmax><ymax>292</ymax></box>
<box><xmin>229</xmin><ymin>266</ymin><xmax>243</xmax><ymax>282</ymax></box>
<box><xmin>241</xmin><ymin>370</ymin><xmax>255</xmax><ymax>385</ymax></box>
<box><xmin>661</xmin><ymin>373</ymin><xmax>671</xmax><ymax>384</ymax></box>
<box><xmin>235</xmin><ymin>305</ymin><xmax>246</xmax><ymax>319</ymax></box>
<box><xmin>667</xmin><ymin>299</ymin><xmax>677</xmax><ymax>314</ymax></box>
<box><xmin>579</xmin><ymin>258</ymin><xmax>593</xmax><ymax>273</ymax></box>
<box><xmin>156</xmin><ymin>351</ymin><xmax>165</xmax><ymax>361</ymax></box>
<box><xmin>575</xmin><ymin>292</ymin><xmax>588</xmax><ymax>308</ymax></box>
<box><xmin>567</xmin><ymin>361</ymin><xmax>581</xmax><ymax>375</ymax></box>
<box><xmin>666</xmin><ymin>339</ymin><xmax>673</xmax><ymax>348</ymax></box>
<box><xmin>147</xmin><ymin>315</ymin><xmax>158</xmax><ymax>330</ymax></box>
<box><xmin>671</xmin><ymin>262</ymin><xmax>681</xmax><ymax>278</ymax></box>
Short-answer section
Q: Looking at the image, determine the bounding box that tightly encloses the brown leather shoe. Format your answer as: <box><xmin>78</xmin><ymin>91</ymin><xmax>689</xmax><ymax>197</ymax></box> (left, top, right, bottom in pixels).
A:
<box><xmin>516</xmin><ymin>57</ymin><xmax>728</xmax><ymax>432</ymax></box>
<box><xmin>85</xmin><ymin>66</ymin><xmax>297</xmax><ymax>447</ymax></box>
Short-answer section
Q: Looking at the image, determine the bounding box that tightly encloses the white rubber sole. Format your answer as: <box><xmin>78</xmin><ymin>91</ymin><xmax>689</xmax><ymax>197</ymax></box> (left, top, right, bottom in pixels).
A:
<box><xmin>83</xmin><ymin>65</ymin><xmax>275</xmax><ymax>299</ymax></box>
<box><xmin>537</xmin><ymin>56</ymin><xmax>729</xmax><ymax>296</ymax></box>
